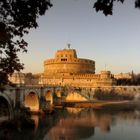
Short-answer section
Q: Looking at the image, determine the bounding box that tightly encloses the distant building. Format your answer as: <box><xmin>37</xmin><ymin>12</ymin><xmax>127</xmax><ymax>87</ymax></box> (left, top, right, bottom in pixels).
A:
<box><xmin>113</xmin><ymin>73</ymin><xmax>132</xmax><ymax>80</ymax></box>
<box><xmin>9</xmin><ymin>72</ymin><xmax>25</xmax><ymax>85</ymax></box>
<box><xmin>9</xmin><ymin>72</ymin><xmax>41</xmax><ymax>85</ymax></box>
<box><xmin>24</xmin><ymin>73</ymin><xmax>41</xmax><ymax>85</ymax></box>
<box><xmin>39</xmin><ymin>47</ymin><xmax>116</xmax><ymax>87</ymax></box>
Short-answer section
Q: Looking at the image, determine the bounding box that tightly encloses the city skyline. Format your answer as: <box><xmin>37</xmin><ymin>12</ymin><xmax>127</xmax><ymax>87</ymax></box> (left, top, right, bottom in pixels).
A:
<box><xmin>19</xmin><ymin>0</ymin><xmax>140</xmax><ymax>74</ymax></box>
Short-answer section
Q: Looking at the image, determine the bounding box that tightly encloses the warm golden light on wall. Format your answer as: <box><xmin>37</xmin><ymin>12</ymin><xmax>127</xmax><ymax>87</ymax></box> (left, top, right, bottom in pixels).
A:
<box><xmin>45</xmin><ymin>90</ymin><xmax>53</xmax><ymax>105</ymax></box>
<box><xmin>66</xmin><ymin>92</ymin><xmax>87</xmax><ymax>101</ymax></box>
<box><xmin>24</xmin><ymin>92</ymin><xmax>39</xmax><ymax>112</ymax></box>
<box><xmin>55</xmin><ymin>90</ymin><xmax>62</xmax><ymax>98</ymax></box>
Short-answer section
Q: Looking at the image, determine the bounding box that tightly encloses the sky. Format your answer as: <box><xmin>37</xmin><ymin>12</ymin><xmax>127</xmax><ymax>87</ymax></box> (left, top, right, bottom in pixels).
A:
<box><xmin>19</xmin><ymin>0</ymin><xmax>140</xmax><ymax>74</ymax></box>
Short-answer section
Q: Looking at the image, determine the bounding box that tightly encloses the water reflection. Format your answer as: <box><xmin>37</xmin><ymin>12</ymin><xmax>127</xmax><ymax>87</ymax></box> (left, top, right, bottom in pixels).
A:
<box><xmin>40</xmin><ymin>109</ymin><xmax>140</xmax><ymax>140</ymax></box>
<box><xmin>46</xmin><ymin>116</ymin><xmax>94</xmax><ymax>140</ymax></box>
<box><xmin>1</xmin><ymin>108</ymin><xmax>140</xmax><ymax>140</ymax></box>
<box><xmin>66</xmin><ymin>107</ymin><xmax>83</xmax><ymax>114</ymax></box>
<box><xmin>44</xmin><ymin>109</ymin><xmax>113</xmax><ymax>140</ymax></box>
<box><xmin>31</xmin><ymin>115</ymin><xmax>39</xmax><ymax>132</ymax></box>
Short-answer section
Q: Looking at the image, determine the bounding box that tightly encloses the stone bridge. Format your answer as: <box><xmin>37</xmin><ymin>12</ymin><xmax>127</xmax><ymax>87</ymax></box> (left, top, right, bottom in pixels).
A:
<box><xmin>0</xmin><ymin>85</ymin><xmax>91</xmax><ymax>116</ymax></box>
<box><xmin>1</xmin><ymin>85</ymin><xmax>140</xmax><ymax>121</ymax></box>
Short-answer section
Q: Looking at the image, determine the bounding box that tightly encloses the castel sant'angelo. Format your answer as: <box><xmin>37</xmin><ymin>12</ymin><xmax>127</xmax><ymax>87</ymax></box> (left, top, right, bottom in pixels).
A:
<box><xmin>39</xmin><ymin>45</ymin><xmax>116</xmax><ymax>87</ymax></box>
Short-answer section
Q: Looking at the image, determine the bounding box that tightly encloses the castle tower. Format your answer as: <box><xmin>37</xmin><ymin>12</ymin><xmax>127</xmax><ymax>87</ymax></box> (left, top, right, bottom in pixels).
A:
<box><xmin>44</xmin><ymin>48</ymin><xmax>95</xmax><ymax>76</ymax></box>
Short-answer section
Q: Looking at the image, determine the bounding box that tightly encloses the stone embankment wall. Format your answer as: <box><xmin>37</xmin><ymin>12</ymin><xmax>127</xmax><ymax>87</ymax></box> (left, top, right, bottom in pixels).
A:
<box><xmin>91</xmin><ymin>86</ymin><xmax>140</xmax><ymax>100</ymax></box>
<box><xmin>98</xmin><ymin>86</ymin><xmax>140</xmax><ymax>95</ymax></box>
<box><xmin>57</xmin><ymin>86</ymin><xmax>140</xmax><ymax>102</ymax></box>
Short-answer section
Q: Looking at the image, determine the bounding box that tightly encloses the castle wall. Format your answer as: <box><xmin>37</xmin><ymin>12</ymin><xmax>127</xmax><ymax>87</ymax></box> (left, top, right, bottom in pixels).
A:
<box><xmin>40</xmin><ymin>73</ymin><xmax>115</xmax><ymax>88</ymax></box>
<box><xmin>44</xmin><ymin>58</ymin><xmax>95</xmax><ymax>75</ymax></box>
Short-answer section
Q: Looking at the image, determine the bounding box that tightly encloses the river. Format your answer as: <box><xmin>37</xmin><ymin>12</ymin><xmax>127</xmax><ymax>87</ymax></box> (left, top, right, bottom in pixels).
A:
<box><xmin>1</xmin><ymin>108</ymin><xmax>140</xmax><ymax>140</ymax></box>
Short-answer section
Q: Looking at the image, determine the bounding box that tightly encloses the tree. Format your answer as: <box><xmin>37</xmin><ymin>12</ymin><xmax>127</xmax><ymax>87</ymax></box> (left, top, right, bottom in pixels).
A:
<box><xmin>0</xmin><ymin>0</ymin><xmax>52</xmax><ymax>88</ymax></box>
<box><xmin>93</xmin><ymin>0</ymin><xmax>140</xmax><ymax>16</ymax></box>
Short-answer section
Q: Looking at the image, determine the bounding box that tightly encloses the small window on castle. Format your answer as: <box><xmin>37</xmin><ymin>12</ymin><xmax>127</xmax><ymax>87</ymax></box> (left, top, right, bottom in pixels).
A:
<box><xmin>65</xmin><ymin>54</ymin><xmax>67</xmax><ymax>57</ymax></box>
<box><xmin>61</xmin><ymin>59</ymin><xmax>67</xmax><ymax>61</ymax></box>
<box><xmin>57</xmin><ymin>55</ymin><xmax>59</xmax><ymax>58</ymax></box>
<box><xmin>61</xmin><ymin>54</ymin><xmax>63</xmax><ymax>57</ymax></box>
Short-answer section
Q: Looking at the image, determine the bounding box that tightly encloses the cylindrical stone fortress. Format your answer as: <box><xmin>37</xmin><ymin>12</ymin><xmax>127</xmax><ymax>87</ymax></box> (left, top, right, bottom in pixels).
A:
<box><xmin>44</xmin><ymin>48</ymin><xmax>95</xmax><ymax>75</ymax></box>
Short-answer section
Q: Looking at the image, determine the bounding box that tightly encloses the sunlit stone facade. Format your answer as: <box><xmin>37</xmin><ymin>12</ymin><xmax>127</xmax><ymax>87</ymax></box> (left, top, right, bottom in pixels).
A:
<box><xmin>9</xmin><ymin>72</ymin><xmax>25</xmax><ymax>85</ymax></box>
<box><xmin>113</xmin><ymin>73</ymin><xmax>132</xmax><ymax>79</ymax></box>
<box><xmin>40</xmin><ymin>47</ymin><xmax>116</xmax><ymax>87</ymax></box>
<box><xmin>44</xmin><ymin>48</ymin><xmax>95</xmax><ymax>75</ymax></box>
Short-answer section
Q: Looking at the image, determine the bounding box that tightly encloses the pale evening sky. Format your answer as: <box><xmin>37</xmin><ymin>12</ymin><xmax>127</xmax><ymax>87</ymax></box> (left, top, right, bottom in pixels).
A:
<box><xmin>19</xmin><ymin>0</ymin><xmax>140</xmax><ymax>74</ymax></box>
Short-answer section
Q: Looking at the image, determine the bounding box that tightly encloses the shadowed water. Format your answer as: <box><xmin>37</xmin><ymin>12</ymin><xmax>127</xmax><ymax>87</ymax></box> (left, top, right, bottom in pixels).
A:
<box><xmin>1</xmin><ymin>108</ymin><xmax>140</xmax><ymax>140</ymax></box>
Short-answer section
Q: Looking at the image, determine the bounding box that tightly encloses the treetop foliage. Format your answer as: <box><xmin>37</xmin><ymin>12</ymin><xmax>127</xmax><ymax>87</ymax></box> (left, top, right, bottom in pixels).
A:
<box><xmin>94</xmin><ymin>0</ymin><xmax>140</xmax><ymax>16</ymax></box>
<box><xmin>0</xmin><ymin>0</ymin><xmax>52</xmax><ymax>87</ymax></box>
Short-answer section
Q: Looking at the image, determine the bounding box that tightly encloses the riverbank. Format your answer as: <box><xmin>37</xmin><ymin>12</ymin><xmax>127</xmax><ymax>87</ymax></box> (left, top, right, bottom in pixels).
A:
<box><xmin>61</xmin><ymin>100</ymin><xmax>139</xmax><ymax>110</ymax></box>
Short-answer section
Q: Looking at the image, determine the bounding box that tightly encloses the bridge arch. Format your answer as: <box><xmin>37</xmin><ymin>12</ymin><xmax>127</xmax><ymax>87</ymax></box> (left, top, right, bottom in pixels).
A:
<box><xmin>65</xmin><ymin>91</ymin><xmax>87</xmax><ymax>101</ymax></box>
<box><xmin>0</xmin><ymin>93</ymin><xmax>14</xmax><ymax>121</ymax></box>
<box><xmin>45</xmin><ymin>90</ymin><xmax>53</xmax><ymax>105</ymax></box>
<box><xmin>55</xmin><ymin>90</ymin><xmax>62</xmax><ymax>98</ymax></box>
<box><xmin>24</xmin><ymin>91</ymin><xmax>39</xmax><ymax>112</ymax></box>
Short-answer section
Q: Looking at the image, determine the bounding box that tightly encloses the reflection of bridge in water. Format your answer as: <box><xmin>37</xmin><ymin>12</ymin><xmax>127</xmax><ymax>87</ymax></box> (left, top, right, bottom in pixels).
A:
<box><xmin>1</xmin><ymin>104</ymin><xmax>140</xmax><ymax>140</ymax></box>
<box><xmin>44</xmin><ymin>109</ymin><xmax>140</xmax><ymax>140</ymax></box>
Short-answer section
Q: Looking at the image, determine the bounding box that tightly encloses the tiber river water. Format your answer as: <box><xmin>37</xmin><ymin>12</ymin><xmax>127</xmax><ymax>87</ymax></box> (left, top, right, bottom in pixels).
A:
<box><xmin>1</xmin><ymin>108</ymin><xmax>140</xmax><ymax>140</ymax></box>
